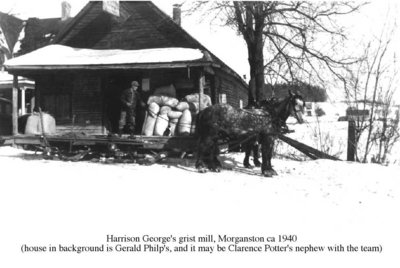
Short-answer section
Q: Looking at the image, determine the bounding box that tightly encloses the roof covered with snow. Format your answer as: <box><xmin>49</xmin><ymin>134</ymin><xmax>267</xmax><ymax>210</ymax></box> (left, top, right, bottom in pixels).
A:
<box><xmin>0</xmin><ymin>71</ymin><xmax>33</xmax><ymax>86</ymax></box>
<box><xmin>4</xmin><ymin>44</ymin><xmax>208</xmax><ymax>71</ymax></box>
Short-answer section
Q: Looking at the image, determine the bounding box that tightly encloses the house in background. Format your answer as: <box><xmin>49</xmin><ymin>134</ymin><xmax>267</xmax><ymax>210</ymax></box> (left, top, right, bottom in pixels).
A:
<box><xmin>346</xmin><ymin>100</ymin><xmax>400</xmax><ymax>121</ymax></box>
<box><xmin>0</xmin><ymin>11</ymin><xmax>24</xmax><ymax>65</ymax></box>
<box><xmin>5</xmin><ymin>1</ymin><xmax>248</xmax><ymax>135</ymax></box>
<box><xmin>0</xmin><ymin>12</ymin><xmax>34</xmax><ymax>135</ymax></box>
<box><xmin>15</xmin><ymin>1</ymin><xmax>73</xmax><ymax>57</ymax></box>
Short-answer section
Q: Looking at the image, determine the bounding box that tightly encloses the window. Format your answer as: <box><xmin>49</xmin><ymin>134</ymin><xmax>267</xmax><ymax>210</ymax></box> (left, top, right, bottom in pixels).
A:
<box><xmin>219</xmin><ymin>93</ymin><xmax>227</xmax><ymax>104</ymax></box>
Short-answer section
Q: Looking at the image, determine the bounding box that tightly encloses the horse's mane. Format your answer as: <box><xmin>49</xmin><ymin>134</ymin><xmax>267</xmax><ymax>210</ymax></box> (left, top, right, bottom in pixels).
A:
<box><xmin>256</xmin><ymin>92</ymin><xmax>304</xmax><ymax>125</ymax></box>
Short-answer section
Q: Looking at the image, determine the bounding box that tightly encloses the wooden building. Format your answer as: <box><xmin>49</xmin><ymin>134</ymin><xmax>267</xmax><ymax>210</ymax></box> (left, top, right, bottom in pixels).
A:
<box><xmin>5</xmin><ymin>1</ymin><xmax>248</xmax><ymax>136</ymax></box>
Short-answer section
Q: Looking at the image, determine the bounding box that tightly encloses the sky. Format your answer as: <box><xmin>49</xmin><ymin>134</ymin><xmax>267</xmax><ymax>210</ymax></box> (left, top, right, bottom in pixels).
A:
<box><xmin>1</xmin><ymin>0</ymin><xmax>399</xmax><ymax>103</ymax></box>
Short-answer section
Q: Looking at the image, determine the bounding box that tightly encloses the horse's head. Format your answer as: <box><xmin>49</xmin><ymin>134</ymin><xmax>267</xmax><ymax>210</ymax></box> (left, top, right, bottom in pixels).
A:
<box><xmin>287</xmin><ymin>90</ymin><xmax>305</xmax><ymax>124</ymax></box>
<box><xmin>257</xmin><ymin>91</ymin><xmax>305</xmax><ymax>124</ymax></box>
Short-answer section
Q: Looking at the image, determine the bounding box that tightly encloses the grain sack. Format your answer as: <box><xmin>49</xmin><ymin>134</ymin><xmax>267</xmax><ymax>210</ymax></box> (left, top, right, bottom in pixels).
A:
<box><xmin>184</xmin><ymin>93</ymin><xmax>212</xmax><ymax>108</ymax></box>
<box><xmin>177</xmin><ymin>109</ymin><xmax>191</xmax><ymax>136</ymax></box>
<box><xmin>188</xmin><ymin>102</ymin><xmax>199</xmax><ymax>113</ymax></box>
<box><xmin>160</xmin><ymin>105</ymin><xmax>172</xmax><ymax>115</ymax></box>
<box><xmin>141</xmin><ymin>102</ymin><xmax>160</xmax><ymax>136</ymax></box>
<box><xmin>148</xmin><ymin>102</ymin><xmax>161</xmax><ymax>116</ymax></box>
<box><xmin>147</xmin><ymin>95</ymin><xmax>162</xmax><ymax>105</ymax></box>
<box><xmin>147</xmin><ymin>95</ymin><xmax>179</xmax><ymax>108</ymax></box>
<box><xmin>154</xmin><ymin>113</ymin><xmax>169</xmax><ymax>136</ymax></box>
<box><xmin>167</xmin><ymin>110</ymin><xmax>182</xmax><ymax>119</ymax></box>
<box><xmin>160</xmin><ymin>96</ymin><xmax>179</xmax><ymax>108</ymax></box>
<box><xmin>153</xmin><ymin>84</ymin><xmax>176</xmax><ymax>98</ymax></box>
<box><xmin>169</xmin><ymin>118</ymin><xmax>179</xmax><ymax>136</ymax></box>
<box><xmin>176</xmin><ymin>101</ymin><xmax>190</xmax><ymax>111</ymax></box>
<box><xmin>25</xmin><ymin>113</ymin><xmax>56</xmax><ymax>135</ymax></box>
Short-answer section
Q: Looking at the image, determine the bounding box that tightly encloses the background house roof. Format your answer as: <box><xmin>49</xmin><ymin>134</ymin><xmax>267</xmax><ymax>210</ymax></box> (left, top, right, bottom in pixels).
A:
<box><xmin>0</xmin><ymin>11</ymin><xmax>24</xmax><ymax>54</ymax></box>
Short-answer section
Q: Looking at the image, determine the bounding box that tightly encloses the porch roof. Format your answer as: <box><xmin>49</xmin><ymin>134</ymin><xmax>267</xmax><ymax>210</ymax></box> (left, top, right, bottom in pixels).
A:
<box><xmin>0</xmin><ymin>71</ymin><xmax>34</xmax><ymax>87</ymax></box>
<box><xmin>5</xmin><ymin>44</ymin><xmax>212</xmax><ymax>72</ymax></box>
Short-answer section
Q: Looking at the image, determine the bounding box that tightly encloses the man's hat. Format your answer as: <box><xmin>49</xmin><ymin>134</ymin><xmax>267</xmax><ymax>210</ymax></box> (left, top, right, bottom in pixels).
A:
<box><xmin>131</xmin><ymin>81</ymin><xmax>139</xmax><ymax>87</ymax></box>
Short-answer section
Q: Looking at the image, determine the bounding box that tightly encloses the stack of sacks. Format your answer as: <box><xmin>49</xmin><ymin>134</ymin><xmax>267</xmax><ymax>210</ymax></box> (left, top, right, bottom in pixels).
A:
<box><xmin>142</xmin><ymin>92</ymin><xmax>212</xmax><ymax>137</ymax></box>
<box><xmin>184</xmin><ymin>93</ymin><xmax>212</xmax><ymax>111</ymax></box>
<box><xmin>147</xmin><ymin>95</ymin><xmax>179</xmax><ymax>107</ymax></box>
<box><xmin>167</xmin><ymin>110</ymin><xmax>182</xmax><ymax>135</ymax></box>
<box><xmin>142</xmin><ymin>84</ymin><xmax>177</xmax><ymax>136</ymax></box>
<box><xmin>176</xmin><ymin>93</ymin><xmax>212</xmax><ymax>135</ymax></box>
<box><xmin>25</xmin><ymin>112</ymin><xmax>56</xmax><ymax>135</ymax></box>
<box><xmin>142</xmin><ymin>95</ymin><xmax>179</xmax><ymax>136</ymax></box>
<box><xmin>142</xmin><ymin>102</ymin><xmax>160</xmax><ymax>136</ymax></box>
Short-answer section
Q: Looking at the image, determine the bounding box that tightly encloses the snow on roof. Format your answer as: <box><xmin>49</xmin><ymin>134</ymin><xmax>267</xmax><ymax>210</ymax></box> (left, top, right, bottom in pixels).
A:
<box><xmin>0</xmin><ymin>71</ymin><xmax>33</xmax><ymax>85</ymax></box>
<box><xmin>5</xmin><ymin>45</ymin><xmax>205</xmax><ymax>68</ymax></box>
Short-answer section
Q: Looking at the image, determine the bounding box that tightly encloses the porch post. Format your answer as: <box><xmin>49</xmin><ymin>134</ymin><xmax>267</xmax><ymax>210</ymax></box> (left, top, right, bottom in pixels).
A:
<box><xmin>30</xmin><ymin>91</ymin><xmax>35</xmax><ymax>113</ymax></box>
<box><xmin>198</xmin><ymin>70</ymin><xmax>204</xmax><ymax>111</ymax></box>
<box><xmin>12</xmin><ymin>75</ymin><xmax>18</xmax><ymax>135</ymax></box>
<box><xmin>20</xmin><ymin>87</ymin><xmax>26</xmax><ymax>115</ymax></box>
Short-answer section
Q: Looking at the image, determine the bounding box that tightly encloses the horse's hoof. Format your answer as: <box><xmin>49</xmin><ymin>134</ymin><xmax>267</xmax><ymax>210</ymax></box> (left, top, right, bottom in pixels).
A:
<box><xmin>210</xmin><ymin>167</ymin><xmax>221</xmax><ymax>172</ymax></box>
<box><xmin>263</xmin><ymin>170</ymin><xmax>274</xmax><ymax>177</ymax></box>
<box><xmin>197</xmin><ymin>167</ymin><xmax>207</xmax><ymax>173</ymax></box>
<box><xmin>254</xmin><ymin>162</ymin><xmax>261</xmax><ymax>167</ymax></box>
<box><xmin>271</xmin><ymin>169</ymin><xmax>278</xmax><ymax>176</ymax></box>
<box><xmin>244</xmin><ymin>163</ymin><xmax>252</xmax><ymax>169</ymax></box>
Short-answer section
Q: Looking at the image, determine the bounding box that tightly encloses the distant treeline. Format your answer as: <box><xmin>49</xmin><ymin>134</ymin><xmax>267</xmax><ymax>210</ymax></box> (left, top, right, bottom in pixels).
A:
<box><xmin>264</xmin><ymin>83</ymin><xmax>328</xmax><ymax>102</ymax></box>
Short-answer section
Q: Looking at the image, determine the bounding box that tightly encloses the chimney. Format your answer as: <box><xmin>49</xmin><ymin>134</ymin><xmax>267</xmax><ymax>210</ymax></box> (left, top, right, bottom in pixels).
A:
<box><xmin>61</xmin><ymin>1</ymin><xmax>71</xmax><ymax>21</ymax></box>
<box><xmin>172</xmin><ymin>4</ymin><xmax>181</xmax><ymax>26</ymax></box>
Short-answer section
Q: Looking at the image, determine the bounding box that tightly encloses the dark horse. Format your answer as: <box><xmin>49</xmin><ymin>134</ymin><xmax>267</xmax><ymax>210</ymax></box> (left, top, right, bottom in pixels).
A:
<box><xmin>195</xmin><ymin>90</ymin><xmax>305</xmax><ymax>177</ymax></box>
<box><xmin>242</xmin><ymin>99</ymin><xmax>280</xmax><ymax>169</ymax></box>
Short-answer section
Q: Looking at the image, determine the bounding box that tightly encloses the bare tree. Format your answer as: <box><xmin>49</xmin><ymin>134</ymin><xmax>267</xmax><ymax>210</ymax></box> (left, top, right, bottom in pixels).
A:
<box><xmin>186</xmin><ymin>1</ymin><xmax>364</xmax><ymax>105</ymax></box>
<box><xmin>341</xmin><ymin>21</ymin><xmax>399</xmax><ymax>163</ymax></box>
<box><xmin>372</xmin><ymin>89</ymin><xmax>400</xmax><ymax>164</ymax></box>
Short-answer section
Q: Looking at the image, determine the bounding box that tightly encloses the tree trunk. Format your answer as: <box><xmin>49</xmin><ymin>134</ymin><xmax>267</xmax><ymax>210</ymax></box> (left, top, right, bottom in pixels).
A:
<box><xmin>247</xmin><ymin>34</ymin><xmax>265</xmax><ymax>105</ymax></box>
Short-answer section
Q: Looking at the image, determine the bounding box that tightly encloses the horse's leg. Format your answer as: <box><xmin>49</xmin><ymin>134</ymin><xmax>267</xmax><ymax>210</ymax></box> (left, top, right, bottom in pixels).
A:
<box><xmin>266</xmin><ymin>137</ymin><xmax>277</xmax><ymax>176</ymax></box>
<box><xmin>205</xmin><ymin>138</ymin><xmax>221</xmax><ymax>172</ymax></box>
<box><xmin>260</xmin><ymin>135</ymin><xmax>276</xmax><ymax>177</ymax></box>
<box><xmin>196</xmin><ymin>136</ymin><xmax>212</xmax><ymax>173</ymax></box>
<box><xmin>260</xmin><ymin>135</ymin><xmax>269</xmax><ymax>176</ymax></box>
<box><xmin>211</xmin><ymin>140</ymin><xmax>222</xmax><ymax>172</ymax></box>
<box><xmin>252</xmin><ymin>139</ymin><xmax>261</xmax><ymax>167</ymax></box>
<box><xmin>243</xmin><ymin>140</ymin><xmax>253</xmax><ymax>168</ymax></box>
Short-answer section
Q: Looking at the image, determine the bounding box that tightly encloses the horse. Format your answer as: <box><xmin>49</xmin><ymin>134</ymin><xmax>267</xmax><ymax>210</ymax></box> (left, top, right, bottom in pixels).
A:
<box><xmin>242</xmin><ymin>97</ymin><xmax>289</xmax><ymax>169</ymax></box>
<box><xmin>242</xmin><ymin>98</ymin><xmax>280</xmax><ymax>169</ymax></box>
<box><xmin>195</xmin><ymin>90</ymin><xmax>305</xmax><ymax>176</ymax></box>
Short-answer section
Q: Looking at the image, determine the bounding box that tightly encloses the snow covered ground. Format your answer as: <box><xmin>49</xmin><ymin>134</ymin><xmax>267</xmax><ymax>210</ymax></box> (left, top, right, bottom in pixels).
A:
<box><xmin>0</xmin><ymin>146</ymin><xmax>399</xmax><ymax>268</ymax></box>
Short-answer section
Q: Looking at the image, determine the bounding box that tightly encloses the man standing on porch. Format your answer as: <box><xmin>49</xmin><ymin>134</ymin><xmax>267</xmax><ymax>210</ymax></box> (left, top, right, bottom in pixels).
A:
<box><xmin>119</xmin><ymin>80</ymin><xmax>145</xmax><ymax>137</ymax></box>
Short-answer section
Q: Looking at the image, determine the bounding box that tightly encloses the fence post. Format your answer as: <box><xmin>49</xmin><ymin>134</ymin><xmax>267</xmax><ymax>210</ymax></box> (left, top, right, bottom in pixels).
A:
<box><xmin>347</xmin><ymin>120</ymin><xmax>356</xmax><ymax>161</ymax></box>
